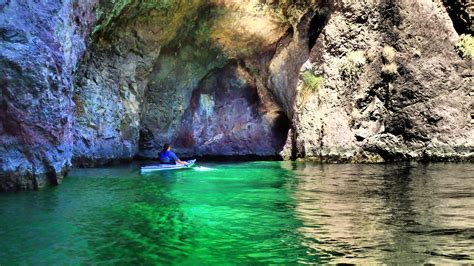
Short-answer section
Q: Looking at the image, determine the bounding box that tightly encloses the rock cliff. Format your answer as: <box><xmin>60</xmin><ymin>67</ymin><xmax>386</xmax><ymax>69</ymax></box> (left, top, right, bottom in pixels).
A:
<box><xmin>0</xmin><ymin>0</ymin><xmax>98</xmax><ymax>190</ymax></box>
<box><xmin>1</xmin><ymin>0</ymin><xmax>472</xmax><ymax>191</ymax></box>
<box><xmin>286</xmin><ymin>0</ymin><xmax>473</xmax><ymax>162</ymax></box>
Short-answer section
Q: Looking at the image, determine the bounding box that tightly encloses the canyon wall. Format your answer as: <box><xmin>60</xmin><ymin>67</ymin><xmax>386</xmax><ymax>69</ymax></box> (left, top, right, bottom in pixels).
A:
<box><xmin>286</xmin><ymin>0</ymin><xmax>473</xmax><ymax>162</ymax></box>
<box><xmin>1</xmin><ymin>0</ymin><xmax>472</xmax><ymax>191</ymax></box>
<box><xmin>72</xmin><ymin>0</ymin><xmax>205</xmax><ymax>166</ymax></box>
<box><xmin>0</xmin><ymin>0</ymin><xmax>98</xmax><ymax>190</ymax></box>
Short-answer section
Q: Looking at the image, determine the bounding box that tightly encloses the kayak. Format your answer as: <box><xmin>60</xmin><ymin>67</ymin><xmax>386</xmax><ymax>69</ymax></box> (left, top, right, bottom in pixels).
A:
<box><xmin>140</xmin><ymin>159</ymin><xmax>196</xmax><ymax>173</ymax></box>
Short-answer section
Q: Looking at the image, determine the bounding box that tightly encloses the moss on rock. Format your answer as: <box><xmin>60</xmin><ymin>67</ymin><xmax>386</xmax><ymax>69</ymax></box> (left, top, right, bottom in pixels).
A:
<box><xmin>455</xmin><ymin>34</ymin><xmax>474</xmax><ymax>59</ymax></box>
<box><xmin>301</xmin><ymin>71</ymin><xmax>323</xmax><ymax>92</ymax></box>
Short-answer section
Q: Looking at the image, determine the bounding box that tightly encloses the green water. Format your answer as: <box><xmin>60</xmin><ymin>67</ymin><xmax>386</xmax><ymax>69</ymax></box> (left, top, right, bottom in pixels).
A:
<box><xmin>0</xmin><ymin>162</ymin><xmax>473</xmax><ymax>264</ymax></box>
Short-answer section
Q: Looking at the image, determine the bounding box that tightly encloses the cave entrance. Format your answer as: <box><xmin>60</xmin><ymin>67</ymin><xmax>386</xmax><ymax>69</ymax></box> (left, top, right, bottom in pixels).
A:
<box><xmin>271</xmin><ymin>111</ymin><xmax>292</xmax><ymax>158</ymax></box>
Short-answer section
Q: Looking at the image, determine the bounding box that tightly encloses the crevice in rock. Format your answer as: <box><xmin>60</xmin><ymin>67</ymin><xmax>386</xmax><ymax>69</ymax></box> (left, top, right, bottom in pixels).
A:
<box><xmin>290</xmin><ymin>125</ymin><xmax>299</xmax><ymax>160</ymax></box>
<box><xmin>307</xmin><ymin>1</ymin><xmax>331</xmax><ymax>50</ymax></box>
<box><xmin>272</xmin><ymin>111</ymin><xmax>291</xmax><ymax>152</ymax></box>
<box><xmin>378</xmin><ymin>0</ymin><xmax>402</xmax><ymax>48</ymax></box>
<box><xmin>441</xmin><ymin>0</ymin><xmax>473</xmax><ymax>34</ymax></box>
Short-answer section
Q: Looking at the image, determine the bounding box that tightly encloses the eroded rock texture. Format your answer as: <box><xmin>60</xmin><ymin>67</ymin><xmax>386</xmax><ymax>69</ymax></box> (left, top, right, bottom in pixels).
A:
<box><xmin>173</xmin><ymin>63</ymin><xmax>289</xmax><ymax>157</ymax></box>
<box><xmin>287</xmin><ymin>0</ymin><xmax>473</xmax><ymax>162</ymax></box>
<box><xmin>72</xmin><ymin>0</ymin><xmax>205</xmax><ymax>166</ymax></box>
<box><xmin>0</xmin><ymin>0</ymin><xmax>97</xmax><ymax>191</ymax></box>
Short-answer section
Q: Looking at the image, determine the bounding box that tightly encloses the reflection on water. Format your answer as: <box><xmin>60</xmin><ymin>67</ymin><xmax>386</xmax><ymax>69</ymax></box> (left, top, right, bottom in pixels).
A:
<box><xmin>288</xmin><ymin>163</ymin><xmax>474</xmax><ymax>264</ymax></box>
<box><xmin>0</xmin><ymin>162</ymin><xmax>472</xmax><ymax>264</ymax></box>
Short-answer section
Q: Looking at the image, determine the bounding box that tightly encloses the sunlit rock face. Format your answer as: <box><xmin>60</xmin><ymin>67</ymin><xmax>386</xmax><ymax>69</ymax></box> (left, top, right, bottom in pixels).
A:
<box><xmin>286</xmin><ymin>0</ymin><xmax>473</xmax><ymax>162</ymax></box>
<box><xmin>0</xmin><ymin>0</ymin><xmax>97</xmax><ymax>190</ymax></box>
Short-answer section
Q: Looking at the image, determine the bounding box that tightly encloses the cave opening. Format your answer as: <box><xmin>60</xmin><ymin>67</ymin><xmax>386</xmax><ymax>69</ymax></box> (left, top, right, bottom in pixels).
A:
<box><xmin>441</xmin><ymin>0</ymin><xmax>473</xmax><ymax>34</ymax></box>
<box><xmin>308</xmin><ymin>2</ymin><xmax>331</xmax><ymax>50</ymax></box>
<box><xmin>272</xmin><ymin>111</ymin><xmax>292</xmax><ymax>155</ymax></box>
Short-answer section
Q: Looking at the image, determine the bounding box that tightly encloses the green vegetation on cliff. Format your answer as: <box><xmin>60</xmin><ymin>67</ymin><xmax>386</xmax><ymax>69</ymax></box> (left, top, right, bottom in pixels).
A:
<box><xmin>455</xmin><ymin>34</ymin><xmax>474</xmax><ymax>59</ymax></box>
<box><xmin>301</xmin><ymin>71</ymin><xmax>323</xmax><ymax>91</ymax></box>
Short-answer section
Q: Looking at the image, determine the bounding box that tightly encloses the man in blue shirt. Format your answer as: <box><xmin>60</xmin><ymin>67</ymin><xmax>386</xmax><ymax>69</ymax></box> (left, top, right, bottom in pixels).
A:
<box><xmin>159</xmin><ymin>144</ymin><xmax>187</xmax><ymax>165</ymax></box>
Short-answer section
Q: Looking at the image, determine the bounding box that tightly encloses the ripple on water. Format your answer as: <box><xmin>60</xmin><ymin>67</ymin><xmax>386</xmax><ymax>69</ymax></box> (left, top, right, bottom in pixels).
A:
<box><xmin>0</xmin><ymin>162</ymin><xmax>472</xmax><ymax>264</ymax></box>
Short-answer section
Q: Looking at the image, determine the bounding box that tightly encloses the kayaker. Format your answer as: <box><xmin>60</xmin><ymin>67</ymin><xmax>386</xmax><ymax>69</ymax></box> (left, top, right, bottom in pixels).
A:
<box><xmin>159</xmin><ymin>144</ymin><xmax>187</xmax><ymax>165</ymax></box>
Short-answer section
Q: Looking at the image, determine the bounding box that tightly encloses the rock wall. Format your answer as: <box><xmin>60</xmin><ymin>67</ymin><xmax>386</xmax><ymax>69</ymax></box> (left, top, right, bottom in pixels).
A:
<box><xmin>173</xmin><ymin>62</ymin><xmax>289</xmax><ymax>157</ymax></box>
<box><xmin>0</xmin><ymin>0</ymin><xmax>97</xmax><ymax>191</ymax></box>
<box><xmin>286</xmin><ymin>0</ymin><xmax>473</xmax><ymax>162</ymax></box>
<box><xmin>72</xmin><ymin>0</ymin><xmax>205</xmax><ymax>166</ymax></box>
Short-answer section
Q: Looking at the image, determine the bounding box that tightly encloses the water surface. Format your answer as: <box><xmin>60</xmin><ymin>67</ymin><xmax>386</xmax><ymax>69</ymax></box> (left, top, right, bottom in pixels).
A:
<box><xmin>1</xmin><ymin>162</ymin><xmax>473</xmax><ymax>264</ymax></box>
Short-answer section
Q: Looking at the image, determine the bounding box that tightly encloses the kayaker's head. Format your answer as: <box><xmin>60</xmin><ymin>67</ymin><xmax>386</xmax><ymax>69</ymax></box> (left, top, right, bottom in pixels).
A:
<box><xmin>162</xmin><ymin>143</ymin><xmax>171</xmax><ymax>153</ymax></box>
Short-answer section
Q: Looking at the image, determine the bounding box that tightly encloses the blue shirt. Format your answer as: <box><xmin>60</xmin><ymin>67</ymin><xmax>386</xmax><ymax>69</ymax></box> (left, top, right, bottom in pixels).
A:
<box><xmin>159</xmin><ymin>150</ymin><xmax>179</xmax><ymax>163</ymax></box>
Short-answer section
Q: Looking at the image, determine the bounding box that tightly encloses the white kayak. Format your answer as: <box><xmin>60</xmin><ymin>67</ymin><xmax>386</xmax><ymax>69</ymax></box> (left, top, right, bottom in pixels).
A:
<box><xmin>140</xmin><ymin>159</ymin><xmax>196</xmax><ymax>173</ymax></box>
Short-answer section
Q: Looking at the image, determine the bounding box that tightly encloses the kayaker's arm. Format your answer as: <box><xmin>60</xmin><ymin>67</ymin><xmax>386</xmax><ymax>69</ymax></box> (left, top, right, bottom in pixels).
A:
<box><xmin>170</xmin><ymin>151</ymin><xmax>187</xmax><ymax>165</ymax></box>
<box><xmin>176</xmin><ymin>159</ymin><xmax>187</xmax><ymax>165</ymax></box>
